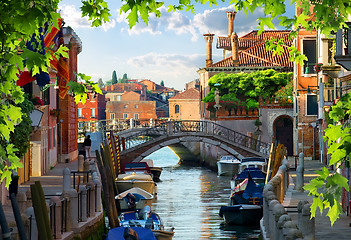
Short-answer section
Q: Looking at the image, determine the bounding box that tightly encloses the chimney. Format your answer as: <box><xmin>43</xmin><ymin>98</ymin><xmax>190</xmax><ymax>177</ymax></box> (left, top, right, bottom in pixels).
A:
<box><xmin>231</xmin><ymin>32</ymin><xmax>239</xmax><ymax>66</ymax></box>
<box><xmin>203</xmin><ymin>33</ymin><xmax>215</xmax><ymax>67</ymax></box>
<box><xmin>227</xmin><ymin>11</ymin><xmax>236</xmax><ymax>36</ymax></box>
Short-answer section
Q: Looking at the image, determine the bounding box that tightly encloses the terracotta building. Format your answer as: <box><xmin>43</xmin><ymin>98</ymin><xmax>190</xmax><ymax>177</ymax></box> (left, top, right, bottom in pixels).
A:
<box><xmin>106</xmin><ymin>101</ymin><xmax>157</xmax><ymax>121</ymax></box>
<box><xmin>293</xmin><ymin>5</ymin><xmax>342</xmax><ymax>160</ymax></box>
<box><xmin>198</xmin><ymin>11</ymin><xmax>293</xmax><ymax>142</ymax></box>
<box><xmin>16</xmin><ymin>25</ymin><xmax>82</xmax><ymax>185</ymax></box>
<box><xmin>77</xmin><ymin>88</ymin><xmax>106</xmax><ymax>132</ymax></box>
<box><xmin>193</xmin><ymin>11</ymin><xmax>297</xmax><ymax>165</ymax></box>
<box><xmin>169</xmin><ymin>88</ymin><xmax>201</xmax><ymax>120</ymax></box>
<box><xmin>104</xmin><ymin>82</ymin><xmax>147</xmax><ymax>101</ymax></box>
<box><xmin>57</xmin><ymin>27</ymin><xmax>82</xmax><ymax>163</ymax></box>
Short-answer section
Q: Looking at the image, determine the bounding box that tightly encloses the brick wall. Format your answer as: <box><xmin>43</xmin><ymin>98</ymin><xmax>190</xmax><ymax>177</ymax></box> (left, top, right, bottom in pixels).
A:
<box><xmin>106</xmin><ymin>100</ymin><xmax>157</xmax><ymax>120</ymax></box>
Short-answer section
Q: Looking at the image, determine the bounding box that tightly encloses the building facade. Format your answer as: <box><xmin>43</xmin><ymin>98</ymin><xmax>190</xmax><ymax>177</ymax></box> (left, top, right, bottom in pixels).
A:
<box><xmin>168</xmin><ymin>88</ymin><xmax>201</xmax><ymax>120</ymax></box>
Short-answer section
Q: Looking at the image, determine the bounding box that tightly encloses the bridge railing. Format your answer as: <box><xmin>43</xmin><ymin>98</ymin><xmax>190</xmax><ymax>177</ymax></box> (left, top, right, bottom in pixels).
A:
<box><xmin>123</xmin><ymin>125</ymin><xmax>167</xmax><ymax>149</ymax></box>
<box><xmin>120</xmin><ymin>120</ymin><xmax>271</xmax><ymax>155</ymax></box>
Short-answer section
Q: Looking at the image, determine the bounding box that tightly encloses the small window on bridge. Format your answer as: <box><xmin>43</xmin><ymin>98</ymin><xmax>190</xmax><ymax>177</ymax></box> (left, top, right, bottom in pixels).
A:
<box><xmin>175</xmin><ymin>104</ymin><xmax>179</xmax><ymax>114</ymax></box>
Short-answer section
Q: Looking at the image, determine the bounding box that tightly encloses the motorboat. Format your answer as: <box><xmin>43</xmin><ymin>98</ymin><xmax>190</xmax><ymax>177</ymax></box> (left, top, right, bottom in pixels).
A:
<box><xmin>219</xmin><ymin>173</ymin><xmax>263</xmax><ymax>225</ymax></box>
<box><xmin>141</xmin><ymin>158</ymin><xmax>163</xmax><ymax>182</ymax></box>
<box><xmin>217</xmin><ymin>155</ymin><xmax>241</xmax><ymax>176</ymax></box>
<box><xmin>119</xmin><ymin>206</ymin><xmax>174</xmax><ymax>240</ymax></box>
<box><xmin>116</xmin><ymin>162</ymin><xmax>156</xmax><ymax>195</ymax></box>
<box><xmin>230</xmin><ymin>167</ymin><xmax>266</xmax><ymax>190</ymax></box>
<box><xmin>115</xmin><ymin>187</ymin><xmax>154</xmax><ymax>212</ymax></box>
<box><xmin>239</xmin><ymin>157</ymin><xmax>267</xmax><ymax>173</ymax></box>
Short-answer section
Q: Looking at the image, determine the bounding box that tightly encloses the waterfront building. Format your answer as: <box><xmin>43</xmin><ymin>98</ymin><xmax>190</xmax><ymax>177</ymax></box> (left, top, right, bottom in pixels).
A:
<box><xmin>168</xmin><ymin>88</ymin><xmax>201</xmax><ymax>120</ymax></box>
<box><xmin>197</xmin><ymin>11</ymin><xmax>294</xmax><ymax>160</ymax></box>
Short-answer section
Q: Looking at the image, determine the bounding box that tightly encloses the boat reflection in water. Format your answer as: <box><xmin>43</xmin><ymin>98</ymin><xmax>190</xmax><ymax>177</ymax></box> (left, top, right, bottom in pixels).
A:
<box><xmin>148</xmin><ymin>147</ymin><xmax>260</xmax><ymax>239</ymax></box>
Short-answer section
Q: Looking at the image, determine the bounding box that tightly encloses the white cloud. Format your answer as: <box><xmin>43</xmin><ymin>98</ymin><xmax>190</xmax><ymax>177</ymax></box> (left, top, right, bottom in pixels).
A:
<box><xmin>116</xmin><ymin>7</ymin><xmax>198</xmax><ymax>41</ymax></box>
<box><xmin>126</xmin><ymin>52</ymin><xmax>203</xmax><ymax>68</ymax></box>
<box><xmin>59</xmin><ymin>4</ymin><xmax>116</xmax><ymax>32</ymax></box>
<box><xmin>119</xmin><ymin>52</ymin><xmax>208</xmax><ymax>89</ymax></box>
<box><xmin>115</xmin><ymin>5</ymin><xmax>272</xmax><ymax>42</ymax></box>
<box><xmin>193</xmin><ymin>5</ymin><xmax>268</xmax><ymax>37</ymax></box>
<box><xmin>59</xmin><ymin>4</ymin><xmax>91</xmax><ymax>29</ymax></box>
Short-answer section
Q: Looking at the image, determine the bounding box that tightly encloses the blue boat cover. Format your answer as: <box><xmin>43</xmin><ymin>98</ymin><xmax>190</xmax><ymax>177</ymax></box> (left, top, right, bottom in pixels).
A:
<box><xmin>106</xmin><ymin>227</ymin><xmax>157</xmax><ymax>240</ymax></box>
<box><xmin>242</xmin><ymin>174</ymin><xmax>263</xmax><ymax>200</ymax></box>
<box><xmin>236</xmin><ymin>168</ymin><xmax>265</xmax><ymax>180</ymax></box>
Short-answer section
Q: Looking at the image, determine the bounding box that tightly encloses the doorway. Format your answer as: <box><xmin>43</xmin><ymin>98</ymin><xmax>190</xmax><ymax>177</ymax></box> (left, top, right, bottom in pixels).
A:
<box><xmin>273</xmin><ymin>116</ymin><xmax>293</xmax><ymax>156</ymax></box>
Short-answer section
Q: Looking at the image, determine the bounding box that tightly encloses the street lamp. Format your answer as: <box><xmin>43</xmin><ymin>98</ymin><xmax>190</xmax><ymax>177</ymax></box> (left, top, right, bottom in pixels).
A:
<box><xmin>30</xmin><ymin>109</ymin><xmax>44</xmax><ymax>127</ymax></box>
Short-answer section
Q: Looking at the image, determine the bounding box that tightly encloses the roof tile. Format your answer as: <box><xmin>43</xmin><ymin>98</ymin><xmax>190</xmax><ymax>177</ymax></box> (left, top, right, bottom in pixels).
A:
<box><xmin>169</xmin><ymin>88</ymin><xmax>199</xmax><ymax>100</ymax></box>
<box><xmin>212</xmin><ymin>30</ymin><xmax>292</xmax><ymax>69</ymax></box>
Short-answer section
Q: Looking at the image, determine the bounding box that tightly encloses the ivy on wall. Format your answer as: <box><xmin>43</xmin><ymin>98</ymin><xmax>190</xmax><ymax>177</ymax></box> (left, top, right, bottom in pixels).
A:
<box><xmin>203</xmin><ymin>69</ymin><xmax>293</xmax><ymax>110</ymax></box>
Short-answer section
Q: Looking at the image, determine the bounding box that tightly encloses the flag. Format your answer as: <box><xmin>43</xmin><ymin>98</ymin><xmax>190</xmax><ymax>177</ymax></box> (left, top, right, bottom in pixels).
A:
<box><xmin>16</xmin><ymin>70</ymin><xmax>36</xmax><ymax>87</ymax></box>
<box><xmin>44</xmin><ymin>19</ymin><xmax>70</xmax><ymax>99</ymax></box>
<box><xmin>17</xmin><ymin>28</ymin><xmax>50</xmax><ymax>87</ymax></box>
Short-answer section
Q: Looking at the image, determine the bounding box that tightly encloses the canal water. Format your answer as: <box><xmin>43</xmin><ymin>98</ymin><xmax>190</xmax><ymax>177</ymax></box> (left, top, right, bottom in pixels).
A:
<box><xmin>147</xmin><ymin>147</ymin><xmax>261</xmax><ymax>240</ymax></box>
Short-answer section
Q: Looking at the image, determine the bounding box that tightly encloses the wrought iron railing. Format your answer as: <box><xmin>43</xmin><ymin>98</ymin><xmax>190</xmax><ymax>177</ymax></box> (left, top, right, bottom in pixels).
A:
<box><xmin>122</xmin><ymin>120</ymin><xmax>271</xmax><ymax>155</ymax></box>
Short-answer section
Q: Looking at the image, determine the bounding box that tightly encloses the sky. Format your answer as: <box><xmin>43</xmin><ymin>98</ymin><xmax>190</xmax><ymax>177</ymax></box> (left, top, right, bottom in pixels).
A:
<box><xmin>59</xmin><ymin>0</ymin><xmax>295</xmax><ymax>91</ymax></box>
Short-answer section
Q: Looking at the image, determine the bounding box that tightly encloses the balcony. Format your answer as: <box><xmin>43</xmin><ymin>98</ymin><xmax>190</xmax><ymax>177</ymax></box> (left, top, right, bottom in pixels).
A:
<box><xmin>334</xmin><ymin>22</ymin><xmax>351</xmax><ymax>70</ymax></box>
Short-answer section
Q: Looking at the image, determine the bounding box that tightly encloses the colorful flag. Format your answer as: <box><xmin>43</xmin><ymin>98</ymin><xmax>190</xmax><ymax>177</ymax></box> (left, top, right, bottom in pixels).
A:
<box><xmin>44</xmin><ymin>19</ymin><xmax>70</xmax><ymax>99</ymax></box>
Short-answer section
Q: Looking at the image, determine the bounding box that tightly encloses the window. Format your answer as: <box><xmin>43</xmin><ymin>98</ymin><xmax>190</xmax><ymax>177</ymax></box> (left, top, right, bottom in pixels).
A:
<box><xmin>306</xmin><ymin>95</ymin><xmax>318</xmax><ymax>116</ymax></box>
<box><xmin>123</xmin><ymin>113</ymin><xmax>129</xmax><ymax>119</ymax></box>
<box><xmin>110</xmin><ymin>113</ymin><xmax>115</xmax><ymax>119</ymax></box>
<box><xmin>303</xmin><ymin>39</ymin><xmax>317</xmax><ymax>74</ymax></box>
<box><xmin>134</xmin><ymin>113</ymin><xmax>139</xmax><ymax>119</ymax></box>
<box><xmin>53</xmin><ymin>126</ymin><xmax>56</xmax><ymax>147</ymax></box>
<box><xmin>90</xmin><ymin>93</ymin><xmax>95</xmax><ymax>101</ymax></box>
<box><xmin>43</xmin><ymin>88</ymin><xmax>50</xmax><ymax>105</ymax></box>
<box><xmin>124</xmin><ymin>105</ymin><xmax>128</xmax><ymax>109</ymax></box>
<box><xmin>78</xmin><ymin>108</ymin><xmax>82</xmax><ymax>118</ymax></box>
<box><xmin>135</xmin><ymin>104</ymin><xmax>138</xmax><ymax>108</ymax></box>
<box><xmin>78</xmin><ymin>122</ymin><xmax>83</xmax><ymax>128</ymax></box>
<box><xmin>175</xmin><ymin>104</ymin><xmax>180</xmax><ymax>114</ymax></box>
<box><xmin>91</xmin><ymin>108</ymin><xmax>95</xmax><ymax>118</ymax></box>
<box><xmin>48</xmin><ymin>128</ymin><xmax>51</xmax><ymax>149</ymax></box>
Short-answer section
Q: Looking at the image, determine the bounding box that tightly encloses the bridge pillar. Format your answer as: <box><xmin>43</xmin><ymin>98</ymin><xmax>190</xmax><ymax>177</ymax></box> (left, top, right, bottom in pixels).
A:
<box><xmin>130</xmin><ymin>118</ymin><xmax>134</xmax><ymax>129</ymax></box>
<box><xmin>167</xmin><ymin>122</ymin><xmax>173</xmax><ymax>134</ymax></box>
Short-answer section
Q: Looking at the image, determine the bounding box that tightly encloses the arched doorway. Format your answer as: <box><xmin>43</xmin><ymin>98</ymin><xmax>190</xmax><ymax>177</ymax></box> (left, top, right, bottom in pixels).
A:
<box><xmin>273</xmin><ymin>116</ymin><xmax>293</xmax><ymax>156</ymax></box>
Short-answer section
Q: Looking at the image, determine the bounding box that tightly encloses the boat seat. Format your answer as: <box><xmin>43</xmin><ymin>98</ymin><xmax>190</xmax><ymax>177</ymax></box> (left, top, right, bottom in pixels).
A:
<box><xmin>145</xmin><ymin>217</ymin><xmax>153</xmax><ymax>229</ymax></box>
<box><xmin>123</xmin><ymin>212</ymin><xmax>138</xmax><ymax>221</ymax></box>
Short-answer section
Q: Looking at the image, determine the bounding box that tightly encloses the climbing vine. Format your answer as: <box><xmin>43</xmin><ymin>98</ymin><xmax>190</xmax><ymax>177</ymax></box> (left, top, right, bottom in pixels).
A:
<box><xmin>203</xmin><ymin>70</ymin><xmax>293</xmax><ymax>110</ymax></box>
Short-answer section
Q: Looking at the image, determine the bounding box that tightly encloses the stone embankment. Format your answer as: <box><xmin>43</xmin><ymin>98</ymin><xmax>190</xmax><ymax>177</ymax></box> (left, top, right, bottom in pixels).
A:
<box><xmin>261</xmin><ymin>155</ymin><xmax>351</xmax><ymax>240</ymax></box>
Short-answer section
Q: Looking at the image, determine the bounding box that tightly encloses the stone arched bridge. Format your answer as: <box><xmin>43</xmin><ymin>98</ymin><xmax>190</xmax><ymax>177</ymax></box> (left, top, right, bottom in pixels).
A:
<box><xmin>113</xmin><ymin>120</ymin><xmax>271</xmax><ymax>166</ymax></box>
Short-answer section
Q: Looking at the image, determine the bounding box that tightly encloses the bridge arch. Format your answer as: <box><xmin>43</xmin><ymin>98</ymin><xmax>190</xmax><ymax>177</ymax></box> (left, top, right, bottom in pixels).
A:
<box><xmin>130</xmin><ymin>135</ymin><xmax>246</xmax><ymax>163</ymax></box>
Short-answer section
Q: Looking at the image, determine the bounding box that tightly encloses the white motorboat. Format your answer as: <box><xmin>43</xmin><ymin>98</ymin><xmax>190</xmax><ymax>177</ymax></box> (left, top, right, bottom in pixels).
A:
<box><xmin>115</xmin><ymin>187</ymin><xmax>154</xmax><ymax>212</ymax></box>
<box><xmin>116</xmin><ymin>162</ymin><xmax>156</xmax><ymax>195</ymax></box>
<box><xmin>217</xmin><ymin>155</ymin><xmax>241</xmax><ymax>176</ymax></box>
<box><xmin>239</xmin><ymin>157</ymin><xmax>267</xmax><ymax>173</ymax></box>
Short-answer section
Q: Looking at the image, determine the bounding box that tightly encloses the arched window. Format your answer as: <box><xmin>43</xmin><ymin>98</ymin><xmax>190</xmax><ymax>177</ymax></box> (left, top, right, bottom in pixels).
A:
<box><xmin>175</xmin><ymin>104</ymin><xmax>179</xmax><ymax>114</ymax></box>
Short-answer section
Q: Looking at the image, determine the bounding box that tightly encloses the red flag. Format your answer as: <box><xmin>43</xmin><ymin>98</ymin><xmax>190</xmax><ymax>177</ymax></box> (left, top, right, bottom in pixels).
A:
<box><xmin>16</xmin><ymin>70</ymin><xmax>36</xmax><ymax>87</ymax></box>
